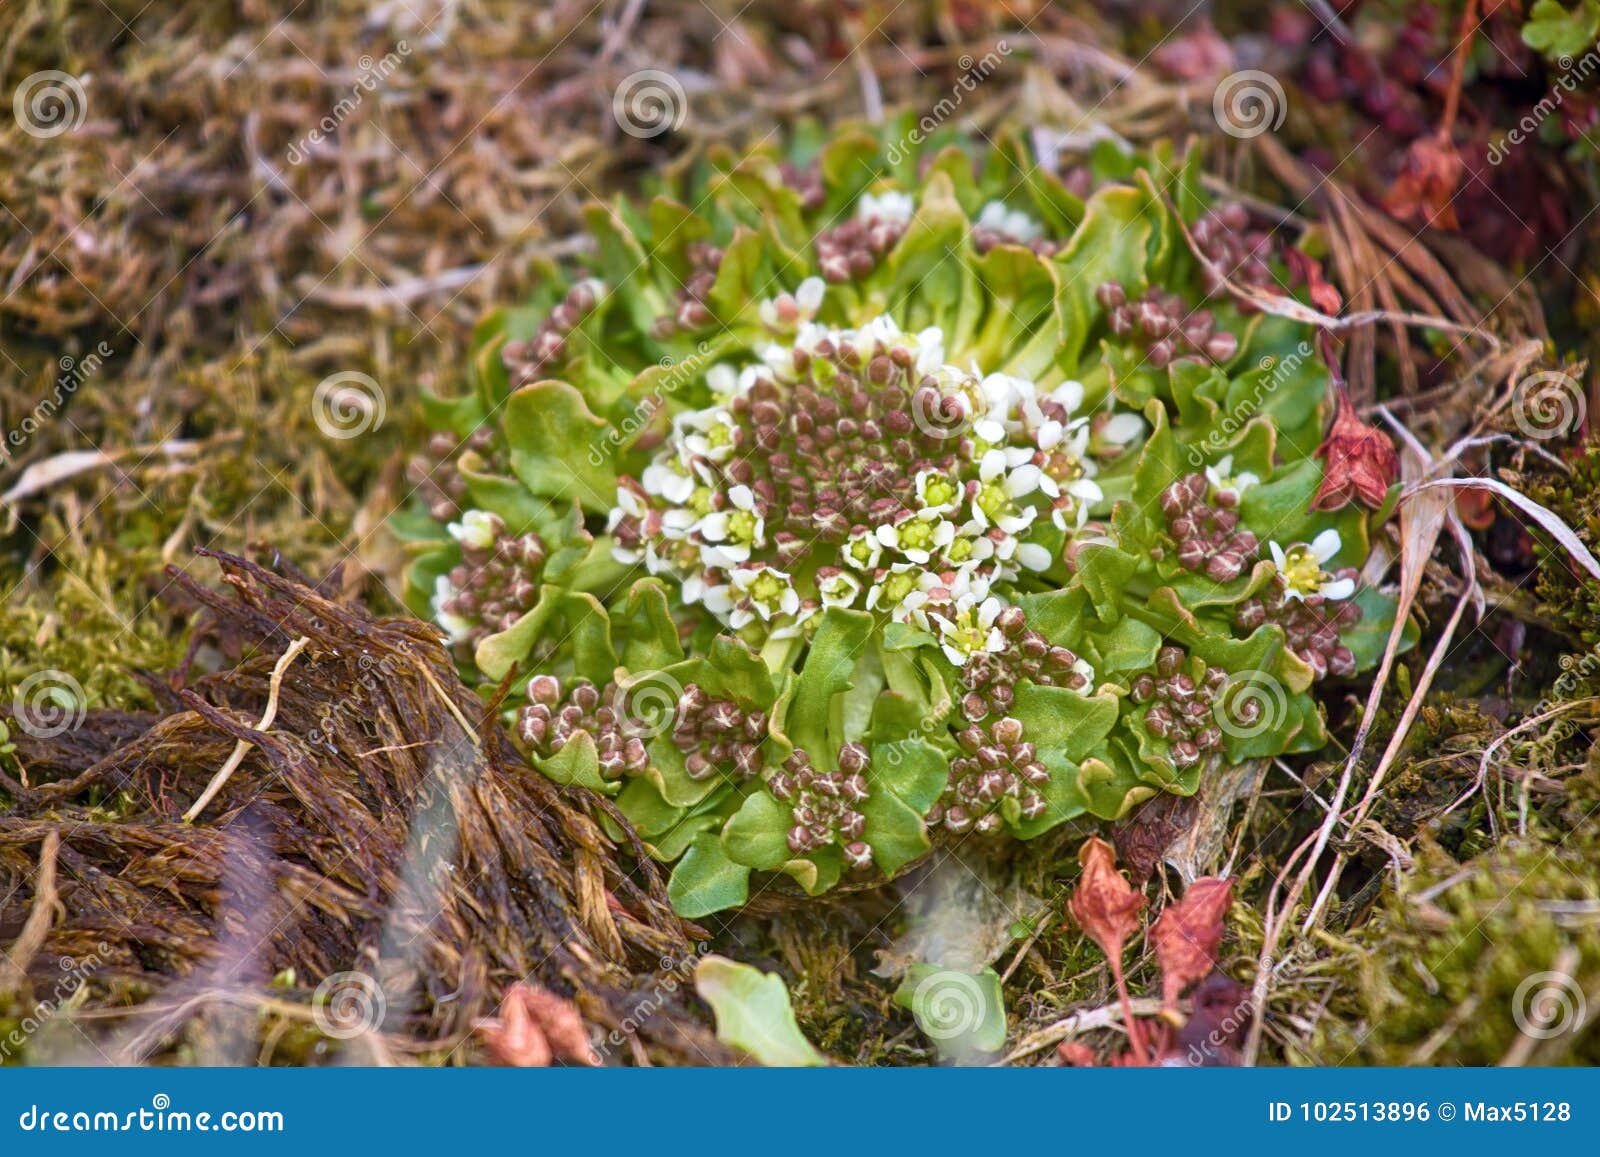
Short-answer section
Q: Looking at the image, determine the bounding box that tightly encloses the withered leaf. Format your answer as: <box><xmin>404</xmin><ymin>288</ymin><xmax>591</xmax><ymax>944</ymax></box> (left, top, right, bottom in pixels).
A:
<box><xmin>1067</xmin><ymin>836</ymin><xmax>1146</xmax><ymax>961</ymax></box>
<box><xmin>1151</xmin><ymin>877</ymin><xmax>1233</xmax><ymax>1012</ymax></box>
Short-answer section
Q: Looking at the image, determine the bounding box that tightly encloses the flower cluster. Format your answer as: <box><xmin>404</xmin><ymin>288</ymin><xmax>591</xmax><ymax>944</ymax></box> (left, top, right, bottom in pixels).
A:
<box><xmin>650</xmin><ymin>241</ymin><xmax>721</xmax><ymax>340</ymax></box>
<box><xmin>517</xmin><ymin>675</ymin><xmax>649</xmax><ymax>781</ymax></box>
<box><xmin>1099</xmin><ymin>281</ymin><xmax>1239</xmax><ymax>368</ymax></box>
<box><xmin>502</xmin><ymin>279</ymin><xmax>603</xmax><ymax>388</ymax></box>
<box><xmin>929</xmin><ymin>716</ymin><xmax>1050</xmax><ymax>836</ymax></box>
<box><xmin>1236</xmin><ymin>538</ymin><xmax>1363</xmax><ymax>679</ymax></box>
<box><xmin>1130</xmin><ymin>647</ymin><xmax>1227</xmax><ymax>770</ymax></box>
<box><xmin>1192</xmin><ymin>204</ymin><xmax>1276</xmax><ymax>301</ymax></box>
<box><xmin>670</xmin><ymin>683</ymin><xmax>767</xmax><ymax>782</ymax></box>
<box><xmin>405</xmin><ymin>427</ymin><xmax>502</xmax><ymax>522</ymax></box>
<box><xmin>1156</xmin><ymin>471</ymin><xmax>1261</xmax><ymax>584</ymax></box>
<box><xmin>609</xmin><ymin>314</ymin><xmax>1122</xmax><ymax>661</ymax></box>
<box><xmin>433</xmin><ymin>511</ymin><xmax>548</xmax><ymax>648</ymax></box>
<box><xmin>814</xmin><ymin>191</ymin><xmax>912</xmax><ymax>282</ymax></box>
<box><xmin>958</xmin><ymin>604</ymin><xmax>1091</xmax><ymax>721</ymax></box>
<box><xmin>768</xmin><ymin>742</ymin><xmax>872</xmax><ymax>867</ymax></box>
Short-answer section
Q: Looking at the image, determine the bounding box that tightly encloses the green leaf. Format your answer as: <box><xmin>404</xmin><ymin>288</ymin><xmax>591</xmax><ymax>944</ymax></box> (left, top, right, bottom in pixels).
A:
<box><xmin>694</xmin><ymin>956</ymin><xmax>829</xmax><ymax>1066</ymax></box>
<box><xmin>668</xmin><ymin>835</ymin><xmax>750</xmax><ymax>917</ymax></box>
<box><xmin>503</xmin><ymin>381</ymin><xmax>616</xmax><ymax>514</ymax></box>
<box><xmin>1523</xmin><ymin>0</ymin><xmax>1600</xmax><ymax>59</ymax></box>
<box><xmin>613</xmin><ymin>578</ymin><xmax>686</xmax><ymax>672</ymax></box>
<box><xmin>1010</xmin><ymin>684</ymin><xmax>1119</xmax><ymax>762</ymax></box>
<box><xmin>721</xmin><ymin>791</ymin><xmax>794</xmax><ymax>871</ymax></box>
<box><xmin>783</xmin><ymin>607</ymin><xmax>873</xmax><ymax>756</ymax></box>
<box><xmin>893</xmin><ymin>965</ymin><xmax>1008</xmax><ymax>1060</ymax></box>
<box><xmin>531</xmin><ymin>731</ymin><xmax>616</xmax><ymax>795</ymax></box>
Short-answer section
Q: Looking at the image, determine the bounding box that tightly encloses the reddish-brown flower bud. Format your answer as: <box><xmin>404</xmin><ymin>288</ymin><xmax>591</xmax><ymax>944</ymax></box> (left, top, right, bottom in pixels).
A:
<box><xmin>1313</xmin><ymin>386</ymin><xmax>1398</xmax><ymax>511</ymax></box>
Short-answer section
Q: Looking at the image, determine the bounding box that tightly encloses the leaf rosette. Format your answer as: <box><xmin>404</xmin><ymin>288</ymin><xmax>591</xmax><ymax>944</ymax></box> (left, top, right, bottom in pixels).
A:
<box><xmin>400</xmin><ymin>124</ymin><xmax>1406</xmax><ymax>915</ymax></box>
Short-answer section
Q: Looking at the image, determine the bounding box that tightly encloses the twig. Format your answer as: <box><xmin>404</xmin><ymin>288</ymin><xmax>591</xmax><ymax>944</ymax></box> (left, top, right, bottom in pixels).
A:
<box><xmin>0</xmin><ymin>830</ymin><xmax>61</xmax><ymax>990</ymax></box>
<box><xmin>182</xmin><ymin>637</ymin><xmax>311</xmax><ymax>822</ymax></box>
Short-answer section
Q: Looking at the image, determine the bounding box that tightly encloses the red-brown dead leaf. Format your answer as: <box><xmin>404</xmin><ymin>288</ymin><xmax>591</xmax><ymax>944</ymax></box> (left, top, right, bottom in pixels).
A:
<box><xmin>1384</xmin><ymin>136</ymin><xmax>1463</xmax><ymax>231</ymax></box>
<box><xmin>1068</xmin><ymin>836</ymin><xmax>1146</xmax><ymax>960</ymax></box>
<box><xmin>1313</xmin><ymin>385</ymin><xmax>1400</xmax><ymax>511</ymax></box>
<box><xmin>1151</xmin><ymin>877</ymin><xmax>1234</xmax><ymax>1013</ymax></box>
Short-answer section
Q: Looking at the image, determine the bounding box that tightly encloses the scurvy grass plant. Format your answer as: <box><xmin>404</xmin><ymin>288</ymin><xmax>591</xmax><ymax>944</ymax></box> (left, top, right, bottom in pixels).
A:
<box><xmin>400</xmin><ymin>125</ymin><xmax>1403</xmax><ymax>917</ymax></box>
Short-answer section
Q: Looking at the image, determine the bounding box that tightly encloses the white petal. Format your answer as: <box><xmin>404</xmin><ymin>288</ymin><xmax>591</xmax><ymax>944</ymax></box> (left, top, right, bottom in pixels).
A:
<box><xmin>1016</xmin><ymin>542</ymin><xmax>1052</xmax><ymax>571</ymax></box>
<box><xmin>1310</xmin><ymin>528</ymin><xmax>1343</xmax><ymax>564</ymax></box>
<box><xmin>1320</xmin><ymin>577</ymin><xmax>1356</xmax><ymax>601</ymax></box>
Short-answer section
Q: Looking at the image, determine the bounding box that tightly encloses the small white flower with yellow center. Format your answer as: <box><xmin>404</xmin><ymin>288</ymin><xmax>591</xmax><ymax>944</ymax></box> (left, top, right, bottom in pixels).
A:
<box><xmin>758</xmin><ymin>277</ymin><xmax>825</xmax><ymax>332</ymax></box>
<box><xmin>970</xmin><ymin>449</ymin><xmax>1042</xmax><ymax>535</ymax></box>
<box><xmin>676</xmin><ymin>406</ymin><xmax>738</xmax><ymax>464</ymax></box>
<box><xmin>1269</xmin><ymin>529</ymin><xmax>1354</xmax><ymax>602</ymax></box>
<box><xmin>915</xmin><ymin>468</ymin><xmax>962</xmax><ymax>518</ymax></box>
<box><xmin>1205</xmin><ymin>455</ymin><xmax>1260</xmax><ymax>501</ymax></box>
<box><xmin>842</xmin><ymin>527</ymin><xmax>883</xmax><ymax>572</ymax></box>
<box><xmin>876</xmin><ymin>511</ymin><xmax>956</xmax><ymax>565</ymax></box>
<box><xmin>815</xmin><ymin>567</ymin><xmax>864</xmax><ymax>609</ymax></box>
<box><xmin>866</xmin><ymin>562</ymin><xmax>930</xmax><ymax>617</ymax></box>
<box><xmin>697</xmin><ymin>484</ymin><xmax>764</xmax><ymax>567</ymax></box>
<box><xmin>934</xmin><ymin>594</ymin><xmax>1009</xmax><ymax>667</ymax></box>
<box><xmin>729</xmin><ymin>563</ymin><xmax>801</xmax><ymax>628</ymax></box>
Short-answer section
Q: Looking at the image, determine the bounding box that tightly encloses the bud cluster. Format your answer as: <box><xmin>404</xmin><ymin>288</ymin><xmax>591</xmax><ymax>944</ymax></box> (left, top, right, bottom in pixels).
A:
<box><xmin>768</xmin><ymin>742</ymin><xmax>872</xmax><ymax>868</ymax></box>
<box><xmin>779</xmin><ymin>161</ymin><xmax>825</xmax><ymax>212</ymax></box>
<box><xmin>815</xmin><ymin>196</ymin><xmax>911</xmax><ymax>283</ymax></box>
<box><xmin>959</xmin><ymin>604</ymin><xmax>1091</xmax><ymax>721</ymax></box>
<box><xmin>1130</xmin><ymin>646</ymin><xmax>1226</xmax><ymax>769</ymax></box>
<box><xmin>671</xmin><ymin>683</ymin><xmax>767</xmax><ymax>782</ymax></box>
<box><xmin>405</xmin><ymin>427</ymin><xmax>503</xmax><ymax>522</ymax></box>
<box><xmin>1235</xmin><ymin>581</ymin><xmax>1362</xmax><ymax>679</ymax></box>
<box><xmin>433</xmin><ymin>511</ymin><xmax>548</xmax><ymax>649</ymax></box>
<box><xmin>650</xmin><ymin>241</ymin><xmax>722</xmax><ymax>339</ymax></box>
<box><xmin>929</xmin><ymin>715</ymin><xmax>1049</xmax><ymax>836</ymax></box>
<box><xmin>1156</xmin><ymin>472</ymin><xmax>1260</xmax><ymax>584</ymax></box>
<box><xmin>1192</xmin><ymin>204</ymin><xmax>1275</xmax><ymax>302</ymax></box>
<box><xmin>502</xmin><ymin>279</ymin><xmax>603</xmax><ymax>388</ymax></box>
<box><xmin>1097</xmin><ymin>281</ymin><xmax>1239</xmax><ymax>367</ymax></box>
<box><xmin>517</xmin><ymin>675</ymin><xmax>649</xmax><ymax>781</ymax></box>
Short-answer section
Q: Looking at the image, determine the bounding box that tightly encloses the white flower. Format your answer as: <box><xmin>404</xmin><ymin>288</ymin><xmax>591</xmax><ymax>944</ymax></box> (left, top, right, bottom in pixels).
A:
<box><xmin>1049</xmin><ymin>477</ymin><xmax>1103</xmax><ymax>531</ymax></box>
<box><xmin>676</xmin><ymin>406</ymin><xmax>738</xmax><ymax>463</ymax></box>
<box><xmin>915</xmin><ymin>468</ymin><xmax>962</xmax><ymax>517</ymax></box>
<box><xmin>816</xmin><ymin>567</ymin><xmax>864</xmax><ymax>609</ymax></box>
<box><xmin>875</xmin><ymin>512</ymin><xmax>955</xmax><ymax>564</ymax></box>
<box><xmin>696</xmin><ymin>484</ymin><xmax>764</xmax><ymax>567</ymax></box>
<box><xmin>432</xmin><ymin>576</ymin><xmax>473</xmax><ymax>645</ymax></box>
<box><xmin>447</xmin><ymin>510</ymin><xmax>500</xmax><ymax>551</ymax></box>
<box><xmin>934</xmin><ymin>595</ymin><xmax>1009</xmax><ymax>666</ymax></box>
<box><xmin>970</xmin><ymin>449</ymin><xmax>1040</xmax><ymax>534</ymax></box>
<box><xmin>976</xmin><ymin>200</ymin><xmax>1043</xmax><ymax>244</ymax></box>
<box><xmin>729</xmin><ymin>563</ymin><xmax>800</xmax><ymax>625</ymax></box>
<box><xmin>758</xmin><ymin>277</ymin><xmax>825</xmax><ymax>331</ymax></box>
<box><xmin>859</xmin><ymin>189</ymin><xmax>915</xmax><ymax>225</ymax></box>
<box><xmin>1096</xmin><ymin>411</ymin><xmax>1145</xmax><ymax>446</ymax></box>
<box><xmin>842</xmin><ymin>527</ymin><xmax>883</xmax><ymax>572</ymax></box>
<box><xmin>1269</xmin><ymin>529</ymin><xmax>1354</xmax><ymax>601</ymax></box>
<box><xmin>1205</xmin><ymin>455</ymin><xmax>1260</xmax><ymax>500</ymax></box>
<box><xmin>640</xmin><ymin>460</ymin><xmax>696</xmax><ymax>505</ymax></box>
